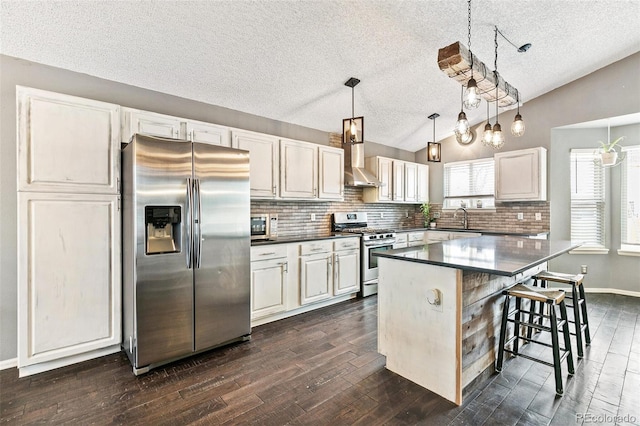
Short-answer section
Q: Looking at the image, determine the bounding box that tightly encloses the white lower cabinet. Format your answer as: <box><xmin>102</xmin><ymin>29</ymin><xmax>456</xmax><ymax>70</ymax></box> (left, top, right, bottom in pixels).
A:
<box><xmin>250</xmin><ymin>246</ymin><xmax>288</xmax><ymax>320</ymax></box>
<box><xmin>299</xmin><ymin>241</ymin><xmax>333</xmax><ymax>305</ymax></box>
<box><xmin>250</xmin><ymin>238</ymin><xmax>360</xmax><ymax>325</ymax></box>
<box><xmin>333</xmin><ymin>238</ymin><xmax>360</xmax><ymax>296</ymax></box>
<box><xmin>17</xmin><ymin>192</ymin><xmax>121</xmax><ymax>376</ymax></box>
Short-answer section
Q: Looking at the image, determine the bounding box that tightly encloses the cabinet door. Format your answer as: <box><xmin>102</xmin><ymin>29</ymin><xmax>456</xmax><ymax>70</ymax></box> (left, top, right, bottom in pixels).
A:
<box><xmin>18</xmin><ymin>192</ymin><xmax>121</xmax><ymax>369</ymax></box>
<box><xmin>121</xmin><ymin>108</ymin><xmax>183</xmax><ymax>142</ymax></box>
<box><xmin>393</xmin><ymin>161</ymin><xmax>406</xmax><ymax>201</ymax></box>
<box><xmin>417</xmin><ymin>164</ymin><xmax>430</xmax><ymax>202</ymax></box>
<box><xmin>333</xmin><ymin>250</ymin><xmax>360</xmax><ymax>295</ymax></box>
<box><xmin>300</xmin><ymin>254</ymin><xmax>332</xmax><ymax>305</ymax></box>
<box><xmin>404</xmin><ymin>162</ymin><xmax>418</xmax><ymax>203</ymax></box>
<box><xmin>318</xmin><ymin>146</ymin><xmax>344</xmax><ymax>200</ymax></box>
<box><xmin>17</xmin><ymin>87</ymin><xmax>120</xmax><ymax>194</ymax></box>
<box><xmin>232</xmin><ymin>130</ymin><xmax>279</xmax><ymax>198</ymax></box>
<box><xmin>251</xmin><ymin>258</ymin><xmax>287</xmax><ymax>319</ymax></box>
<box><xmin>495</xmin><ymin>147</ymin><xmax>547</xmax><ymax>201</ymax></box>
<box><xmin>377</xmin><ymin>157</ymin><xmax>394</xmax><ymax>201</ymax></box>
<box><xmin>186</xmin><ymin>120</ymin><xmax>231</xmax><ymax>147</ymax></box>
<box><xmin>280</xmin><ymin>139</ymin><xmax>318</xmax><ymax>199</ymax></box>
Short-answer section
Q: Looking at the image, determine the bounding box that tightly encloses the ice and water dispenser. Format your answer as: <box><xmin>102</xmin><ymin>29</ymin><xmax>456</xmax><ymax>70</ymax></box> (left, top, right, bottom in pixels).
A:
<box><xmin>145</xmin><ymin>206</ymin><xmax>181</xmax><ymax>255</ymax></box>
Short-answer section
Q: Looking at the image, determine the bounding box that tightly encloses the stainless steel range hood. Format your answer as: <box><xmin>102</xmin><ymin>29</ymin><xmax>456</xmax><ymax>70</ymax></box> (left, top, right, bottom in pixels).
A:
<box><xmin>344</xmin><ymin>142</ymin><xmax>381</xmax><ymax>187</ymax></box>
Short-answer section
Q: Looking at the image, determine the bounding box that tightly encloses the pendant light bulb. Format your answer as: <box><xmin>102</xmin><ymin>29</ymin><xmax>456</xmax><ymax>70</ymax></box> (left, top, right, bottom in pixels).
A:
<box><xmin>482</xmin><ymin>122</ymin><xmax>493</xmax><ymax>145</ymax></box>
<box><xmin>463</xmin><ymin>78</ymin><xmax>481</xmax><ymax>109</ymax></box>
<box><xmin>454</xmin><ymin>111</ymin><xmax>470</xmax><ymax>136</ymax></box>
<box><xmin>511</xmin><ymin>113</ymin><xmax>525</xmax><ymax>137</ymax></box>
<box><xmin>492</xmin><ymin>122</ymin><xmax>505</xmax><ymax>148</ymax></box>
<box><xmin>511</xmin><ymin>93</ymin><xmax>525</xmax><ymax>137</ymax></box>
<box><xmin>350</xmin><ymin>119</ymin><xmax>358</xmax><ymax>142</ymax></box>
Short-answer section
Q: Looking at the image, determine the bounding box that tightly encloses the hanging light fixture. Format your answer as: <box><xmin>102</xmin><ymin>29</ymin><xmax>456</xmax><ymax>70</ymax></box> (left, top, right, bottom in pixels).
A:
<box><xmin>491</xmin><ymin>27</ymin><xmax>505</xmax><ymax>149</ymax></box>
<box><xmin>427</xmin><ymin>113</ymin><xmax>441</xmax><ymax>162</ymax></box>
<box><xmin>454</xmin><ymin>86</ymin><xmax>470</xmax><ymax>137</ymax></box>
<box><xmin>482</xmin><ymin>100</ymin><xmax>493</xmax><ymax>146</ymax></box>
<box><xmin>511</xmin><ymin>90</ymin><xmax>525</xmax><ymax>136</ymax></box>
<box><xmin>342</xmin><ymin>77</ymin><xmax>364</xmax><ymax>144</ymax></box>
<box><xmin>463</xmin><ymin>0</ymin><xmax>481</xmax><ymax>109</ymax></box>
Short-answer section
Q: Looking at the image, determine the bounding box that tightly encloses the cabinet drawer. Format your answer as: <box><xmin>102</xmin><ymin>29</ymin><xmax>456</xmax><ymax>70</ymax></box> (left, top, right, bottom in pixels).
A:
<box><xmin>334</xmin><ymin>238</ymin><xmax>360</xmax><ymax>251</ymax></box>
<box><xmin>425</xmin><ymin>231</ymin><xmax>450</xmax><ymax>241</ymax></box>
<box><xmin>408</xmin><ymin>232</ymin><xmax>425</xmax><ymax>242</ymax></box>
<box><xmin>395</xmin><ymin>233</ymin><xmax>408</xmax><ymax>243</ymax></box>
<box><xmin>251</xmin><ymin>244</ymin><xmax>287</xmax><ymax>260</ymax></box>
<box><xmin>300</xmin><ymin>241</ymin><xmax>333</xmax><ymax>255</ymax></box>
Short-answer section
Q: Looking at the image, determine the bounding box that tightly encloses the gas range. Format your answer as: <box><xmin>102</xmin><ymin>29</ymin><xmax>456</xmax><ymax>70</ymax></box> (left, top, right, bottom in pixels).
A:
<box><xmin>332</xmin><ymin>212</ymin><xmax>397</xmax><ymax>297</ymax></box>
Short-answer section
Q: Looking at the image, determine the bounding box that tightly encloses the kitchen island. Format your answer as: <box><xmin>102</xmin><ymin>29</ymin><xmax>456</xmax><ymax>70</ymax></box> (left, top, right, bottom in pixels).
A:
<box><xmin>374</xmin><ymin>235</ymin><xmax>579</xmax><ymax>405</ymax></box>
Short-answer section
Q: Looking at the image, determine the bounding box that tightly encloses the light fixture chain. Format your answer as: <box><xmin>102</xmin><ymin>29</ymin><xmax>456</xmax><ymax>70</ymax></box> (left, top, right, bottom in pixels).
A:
<box><xmin>467</xmin><ymin>0</ymin><xmax>473</xmax><ymax>71</ymax></box>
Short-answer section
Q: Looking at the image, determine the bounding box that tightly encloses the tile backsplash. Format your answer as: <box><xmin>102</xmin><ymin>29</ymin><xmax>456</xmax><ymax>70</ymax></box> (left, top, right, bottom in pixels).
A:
<box><xmin>251</xmin><ymin>189</ymin><xmax>550</xmax><ymax>237</ymax></box>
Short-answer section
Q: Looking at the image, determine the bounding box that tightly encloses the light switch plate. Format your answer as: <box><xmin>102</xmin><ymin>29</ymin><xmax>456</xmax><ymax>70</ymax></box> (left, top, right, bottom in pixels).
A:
<box><xmin>311</xmin><ymin>213</ymin><xmax>316</xmax><ymax>221</ymax></box>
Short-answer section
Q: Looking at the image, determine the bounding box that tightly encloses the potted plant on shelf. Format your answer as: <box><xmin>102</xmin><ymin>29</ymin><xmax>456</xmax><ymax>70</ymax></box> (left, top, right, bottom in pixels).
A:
<box><xmin>420</xmin><ymin>202</ymin><xmax>437</xmax><ymax>228</ymax></box>
<box><xmin>598</xmin><ymin>136</ymin><xmax>624</xmax><ymax>166</ymax></box>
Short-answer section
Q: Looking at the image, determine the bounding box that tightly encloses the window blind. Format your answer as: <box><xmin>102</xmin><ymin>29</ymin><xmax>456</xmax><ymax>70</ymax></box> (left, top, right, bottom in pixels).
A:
<box><xmin>621</xmin><ymin>145</ymin><xmax>640</xmax><ymax>249</ymax></box>
<box><xmin>444</xmin><ymin>158</ymin><xmax>494</xmax><ymax>197</ymax></box>
<box><xmin>570</xmin><ymin>149</ymin><xmax>605</xmax><ymax>247</ymax></box>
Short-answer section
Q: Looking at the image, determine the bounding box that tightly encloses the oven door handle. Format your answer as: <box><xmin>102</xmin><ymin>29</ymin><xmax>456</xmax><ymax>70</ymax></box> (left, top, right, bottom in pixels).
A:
<box><xmin>363</xmin><ymin>239</ymin><xmax>396</xmax><ymax>247</ymax></box>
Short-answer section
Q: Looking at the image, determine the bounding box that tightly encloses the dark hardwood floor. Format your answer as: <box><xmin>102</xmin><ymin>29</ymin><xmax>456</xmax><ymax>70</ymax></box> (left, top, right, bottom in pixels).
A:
<box><xmin>1</xmin><ymin>292</ymin><xmax>639</xmax><ymax>425</ymax></box>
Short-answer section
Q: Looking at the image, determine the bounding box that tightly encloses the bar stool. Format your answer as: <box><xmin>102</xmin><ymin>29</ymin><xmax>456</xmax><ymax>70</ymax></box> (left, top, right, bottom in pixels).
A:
<box><xmin>496</xmin><ymin>283</ymin><xmax>575</xmax><ymax>396</ymax></box>
<box><xmin>529</xmin><ymin>271</ymin><xmax>591</xmax><ymax>358</ymax></box>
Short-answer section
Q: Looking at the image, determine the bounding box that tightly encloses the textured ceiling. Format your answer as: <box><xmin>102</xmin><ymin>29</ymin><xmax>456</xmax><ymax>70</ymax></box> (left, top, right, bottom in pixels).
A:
<box><xmin>1</xmin><ymin>0</ymin><xmax>639</xmax><ymax>152</ymax></box>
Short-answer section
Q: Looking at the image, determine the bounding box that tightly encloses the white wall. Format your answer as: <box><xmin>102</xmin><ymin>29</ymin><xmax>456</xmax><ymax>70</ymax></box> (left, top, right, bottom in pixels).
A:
<box><xmin>549</xmin><ymin>124</ymin><xmax>640</xmax><ymax>293</ymax></box>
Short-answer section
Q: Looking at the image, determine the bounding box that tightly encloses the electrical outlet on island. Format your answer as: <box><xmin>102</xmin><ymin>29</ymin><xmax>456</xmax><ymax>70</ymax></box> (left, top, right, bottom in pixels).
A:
<box><xmin>517</xmin><ymin>212</ymin><xmax>524</xmax><ymax>220</ymax></box>
<box><xmin>311</xmin><ymin>213</ymin><xmax>316</xmax><ymax>221</ymax></box>
<box><xmin>535</xmin><ymin>213</ymin><xmax>542</xmax><ymax>221</ymax></box>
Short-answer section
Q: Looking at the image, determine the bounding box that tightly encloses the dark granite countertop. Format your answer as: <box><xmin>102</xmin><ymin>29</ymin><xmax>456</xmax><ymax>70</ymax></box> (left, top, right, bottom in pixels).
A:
<box><xmin>395</xmin><ymin>227</ymin><xmax>549</xmax><ymax>237</ymax></box>
<box><xmin>373</xmin><ymin>235</ymin><xmax>579</xmax><ymax>276</ymax></box>
<box><xmin>251</xmin><ymin>233</ymin><xmax>357</xmax><ymax>246</ymax></box>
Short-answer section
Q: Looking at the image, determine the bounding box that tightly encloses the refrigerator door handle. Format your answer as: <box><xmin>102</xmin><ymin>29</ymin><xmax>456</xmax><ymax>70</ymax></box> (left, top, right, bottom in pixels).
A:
<box><xmin>186</xmin><ymin>177</ymin><xmax>193</xmax><ymax>269</ymax></box>
<box><xmin>195</xmin><ymin>178</ymin><xmax>203</xmax><ymax>269</ymax></box>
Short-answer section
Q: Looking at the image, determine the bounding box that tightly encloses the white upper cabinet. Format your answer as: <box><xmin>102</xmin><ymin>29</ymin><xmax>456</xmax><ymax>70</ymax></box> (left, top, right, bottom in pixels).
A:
<box><xmin>318</xmin><ymin>146</ymin><xmax>344</xmax><ymax>200</ymax></box>
<box><xmin>495</xmin><ymin>147</ymin><xmax>547</xmax><ymax>201</ymax></box>
<box><xmin>232</xmin><ymin>130</ymin><xmax>279</xmax><ymax>199</ymax></box>
<box><xmin>121</xmin><ymin>108</ymin><xmax>183</xmax><ymax>142</ymax></box>
<box><xmin>392</xmin><ymin>160</ymin><xmax>406</xmax><ymax>201</ymax></box>
<box><xmin>17</xmin><ymin>87</ymin><xmax>120</xmax><ymax>194</ymax></box>
<box><xmin>363</xmin><ymin>156</ymin><xmax>393</xmax><ymax>202</ymax></box>
<box><xmin>185</xmin><ymin>120</ymin><xmax>231</xmax><ymax>147</ymax></box>
<box><xmin>280</xmin><ymin>138</ymin><xmax>318</xmax><ymax>199</ymax></box>
<box><xmin>363</xmin><ymin>156</ymin><xmax>427</xmax><ymax>204</ymax></box>
<box><xmin>417</xmin><ymin>163</ymin><xmax>429</xmax><ymax>203</ymax></box>
<box><xmin>404</xmin><ymin>162</ymin><xmax>418</xmax><ymax>203</ymax></box>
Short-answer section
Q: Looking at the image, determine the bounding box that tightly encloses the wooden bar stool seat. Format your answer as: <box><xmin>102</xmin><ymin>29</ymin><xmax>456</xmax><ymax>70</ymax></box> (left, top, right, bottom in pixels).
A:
<box><xmin>530</xmin><ymin>271</ymin><xmax>591</xmax><ymax>358</ymax></box>
<box><xmin>496</xmin><ymin>283</ymin><xmax>575</xmax><ymax>396</ymax></box>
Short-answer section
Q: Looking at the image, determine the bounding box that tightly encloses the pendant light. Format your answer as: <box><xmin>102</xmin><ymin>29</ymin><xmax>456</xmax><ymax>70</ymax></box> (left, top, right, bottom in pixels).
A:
<box><xmin>482</xmin><ymin>100</ymin><xmax>493</xmax><ymax>146</ymax></box>
<box><xmin>511</xmin><ymin>90</ymin><xmax>525</xmax><ymax>136</ymax></box>
<box><xmin>491</xmin><ymin>27</ymin><xmax>505</xmax><ymax>149</ymax></box>
<box><xmin>463</xmin><ymin>0</ymin><xmax>481</xmax><ymax>109</ymax></box>
<box><xmin>342</xmin><ymin>77</ymin><xmax>364</xmax><ymax>144</ymax></box>
<box><xmin>454</xmin><ymin>86</ymin><xmax>470</xmax><ymax>137</ymax></box>
<box><xmin>427</xmin><ymin>113</ymin><xmax>441</xmax><ymax>162</ymax></box>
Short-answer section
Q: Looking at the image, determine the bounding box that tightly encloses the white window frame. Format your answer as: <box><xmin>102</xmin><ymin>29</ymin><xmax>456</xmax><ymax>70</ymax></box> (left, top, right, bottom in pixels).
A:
<box><xmin>569</xmin><ymin>148</ymin><xmax>608</xmax><ymax>254</ymax></box>
<box><xmin>443</xmin><ymin>158</ymin><xmax>495</xmax><ymax>210</ymax></box>
<box><xmin>619</xmin><ymin>145</ymin><xmax>640</xmax><ymax>256</ymax></box>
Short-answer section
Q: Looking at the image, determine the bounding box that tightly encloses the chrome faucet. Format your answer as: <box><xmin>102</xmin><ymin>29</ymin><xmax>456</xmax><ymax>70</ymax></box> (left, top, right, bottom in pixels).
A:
<box><xmin>454</xmin><ymin>207</ymin><xmax>468</xmax><ymax>229</ymax></box>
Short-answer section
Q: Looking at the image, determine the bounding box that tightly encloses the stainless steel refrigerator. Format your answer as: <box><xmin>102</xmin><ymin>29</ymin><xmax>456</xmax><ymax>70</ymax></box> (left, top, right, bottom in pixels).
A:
<box><xmin>122</xmin><ymin>134</ymin><xmax>251</xmax><ymax>375</ymax></box>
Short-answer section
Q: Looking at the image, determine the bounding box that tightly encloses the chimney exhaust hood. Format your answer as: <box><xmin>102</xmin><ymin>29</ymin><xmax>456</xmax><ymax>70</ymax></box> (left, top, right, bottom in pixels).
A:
<box><xmin>343</xmin><ymin>142</ymin><xmax>381</xmax><ymax>187</ymax></box>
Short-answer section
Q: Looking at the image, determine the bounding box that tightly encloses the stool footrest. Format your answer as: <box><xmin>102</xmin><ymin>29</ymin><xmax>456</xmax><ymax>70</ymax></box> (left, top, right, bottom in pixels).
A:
<box><xmin>506</xmin><ymin>317</ymin><xmax>566</xmax><ymax>331</ymax></box>
<box><xmin>502</xmin><ymin>348</ymin><xmax>571</xmax><ymax>368</ymax></box>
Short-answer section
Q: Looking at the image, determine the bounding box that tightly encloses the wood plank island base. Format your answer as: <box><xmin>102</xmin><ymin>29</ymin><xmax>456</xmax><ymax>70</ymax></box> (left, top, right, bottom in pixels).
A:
<box><xmin>374</xmin><ymin>235</ymin><xmax>579</xmax><ymax>405</ymax></box>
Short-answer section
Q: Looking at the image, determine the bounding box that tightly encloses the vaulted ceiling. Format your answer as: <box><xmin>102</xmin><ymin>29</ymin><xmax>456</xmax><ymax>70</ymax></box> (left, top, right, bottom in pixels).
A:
<box><xmin>1</xmin><ymin>0</ymin><xmax>639</xmax><ymax>152</ymax></box>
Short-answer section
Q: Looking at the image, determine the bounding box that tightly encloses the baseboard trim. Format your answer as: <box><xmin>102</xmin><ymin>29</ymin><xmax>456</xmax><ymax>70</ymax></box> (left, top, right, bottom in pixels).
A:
<box><xmin>584</xmin><ymin>288</ymin><xmax>640</xmax><ymax>298</ymax></box>
<box><xmin>0</xmin><ymin>358</ymin><xmax>18</xmax><ymax>370</ymax></box>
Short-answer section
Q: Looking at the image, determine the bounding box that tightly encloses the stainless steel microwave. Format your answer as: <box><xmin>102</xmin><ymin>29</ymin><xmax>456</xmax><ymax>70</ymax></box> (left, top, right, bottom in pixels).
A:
<box><xmin>250</xmin><ymin>214</ymin><xmax>278</xmax><ymax>241</ymax></box>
